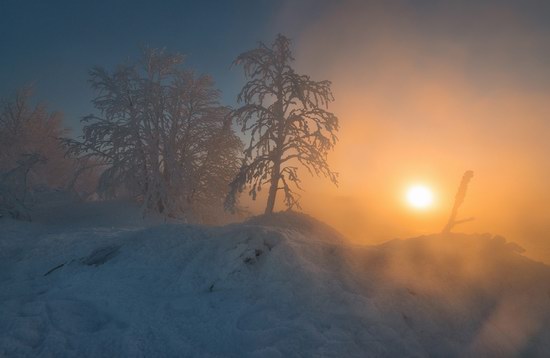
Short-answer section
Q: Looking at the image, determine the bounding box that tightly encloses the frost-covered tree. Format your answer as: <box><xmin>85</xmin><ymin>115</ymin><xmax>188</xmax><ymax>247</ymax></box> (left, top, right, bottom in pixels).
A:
<box><xmin>0</xmin><ymin>154</ymin><xmax>45</xmax><ymax>220</ymax></box>
<box><xmin>0</xmin><ymin>88</ymin><xmax>71</xmax><ymax>185</ymax></box>
<box><xmin>0</xmin><ymin>88</ymin><xmax>74</xmax><ymax>219</ymax></box>
<box><xmin>226</xmin><ymin>34</ymin><xmax>339</xmax><ymax>214</ymax></box>
<box><xmin>66</xmin><ymin>48</ymin><xmax>242</xmax><ymax>223</ymax></box>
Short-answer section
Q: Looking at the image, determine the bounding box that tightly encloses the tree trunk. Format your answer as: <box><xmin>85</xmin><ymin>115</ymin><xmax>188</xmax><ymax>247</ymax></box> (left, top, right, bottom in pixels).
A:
<box><xmin>265</xmin><ymin>159</ymin><xmax>281</xmax><ymax>214</ymax></box>
<box><xmin>265</xmin><ymin>80</ymin><xmax>285</xmax><ymax>215</ymax></box>
<box><xmin>442</xmin><ymin>170</ymin><xmax>474</xmax><ymax>234</ymax></box>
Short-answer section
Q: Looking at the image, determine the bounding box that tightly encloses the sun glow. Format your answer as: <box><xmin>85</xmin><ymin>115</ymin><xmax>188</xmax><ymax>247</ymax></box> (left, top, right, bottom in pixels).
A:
<box><xmin>406</xmin><ymin>185</ymin><xmax>434</xmax><ymax>210</ymax></box>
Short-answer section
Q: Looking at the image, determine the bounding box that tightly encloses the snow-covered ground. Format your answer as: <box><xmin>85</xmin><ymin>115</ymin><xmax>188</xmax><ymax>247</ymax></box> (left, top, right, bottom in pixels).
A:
<box><xmin>1</xmin><ymin>198</ymin><xmax>550</xmax><ymax>357</ymax></box>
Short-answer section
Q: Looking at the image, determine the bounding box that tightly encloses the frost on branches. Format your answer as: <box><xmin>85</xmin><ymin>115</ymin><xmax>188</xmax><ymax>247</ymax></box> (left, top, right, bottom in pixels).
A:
<box><xmin>66</xmin><ymin>49</ymin><xmax>243</xmax><ymax>223</ymax></box>
<box><xmin>0</xmin><ymin>88</ymin><xmax>73</xmax><ymax>220</ymax></box>
<box><xmin>226</xmin><ymin>34</ymin><xmax>339</xmax><ymax>214</ymax></box>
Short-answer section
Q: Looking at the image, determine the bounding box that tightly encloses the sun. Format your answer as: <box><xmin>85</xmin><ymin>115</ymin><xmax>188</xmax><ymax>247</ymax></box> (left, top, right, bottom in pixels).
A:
<box><xmin>406</xmin><ymin>185</ymin><xmax>434</xmax><ymax>209</ymax></box>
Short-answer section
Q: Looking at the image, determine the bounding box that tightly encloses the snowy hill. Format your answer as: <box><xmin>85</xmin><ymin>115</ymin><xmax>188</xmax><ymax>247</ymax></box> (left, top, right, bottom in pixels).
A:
<box><xmin>1</xmin><ymin>202</ymin><xmax>550</xmax><ymax>357</ymax></box>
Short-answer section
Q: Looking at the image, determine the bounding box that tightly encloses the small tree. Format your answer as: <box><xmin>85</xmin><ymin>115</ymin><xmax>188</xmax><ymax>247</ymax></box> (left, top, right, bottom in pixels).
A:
<box><xmin>226</xmin><ymin>34</ymin><xmax>339</xmax><ymax>214</ymax></box>
<box><xmin>0</xmin><ymin>88</ymin><xmax>71</xmax><ymax>186</ymax></box>
<box><xmin>0</xmin><ymin>88</ymin><xmax>74</xmax><ymax>219</ymax></box>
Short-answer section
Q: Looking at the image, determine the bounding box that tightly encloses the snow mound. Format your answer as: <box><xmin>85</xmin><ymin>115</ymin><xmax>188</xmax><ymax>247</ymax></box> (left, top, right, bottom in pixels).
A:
<box><xmin>1</xmin><ymin>208</ymin><xmax>550</xmax><ymax>357</ymax></box>
<box><xmin>244</xmin><ymin>211</ymin><xmax>346</xmax><ymax>244</ymax></box>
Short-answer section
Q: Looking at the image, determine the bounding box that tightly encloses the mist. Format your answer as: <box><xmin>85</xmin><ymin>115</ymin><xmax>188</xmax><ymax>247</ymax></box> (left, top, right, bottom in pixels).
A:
<box><xmin>3</xmin><ymin>1</ymin><xmax>550</xmax><ymax>356</ymax></box>
<box><xmin>265</xmin><ymin>0</ymin><xmax>550</xmax><ymax>263</ymax></box>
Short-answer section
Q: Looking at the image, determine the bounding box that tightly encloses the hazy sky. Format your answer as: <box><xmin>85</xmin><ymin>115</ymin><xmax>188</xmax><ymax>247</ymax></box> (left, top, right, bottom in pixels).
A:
<box><xmin>2</xmin><ymin>0</ymin><xmax>550</xmax><ymax>260</ymax></box>
<box><xmin>2</xmin><ymin>0</ymin><xmax>548</xmax><ymax>128</ymax></box>
<box><xmin>285</xmin><ymin>0</ymin><xmax>550</xmax><ymax>262</ymax></box>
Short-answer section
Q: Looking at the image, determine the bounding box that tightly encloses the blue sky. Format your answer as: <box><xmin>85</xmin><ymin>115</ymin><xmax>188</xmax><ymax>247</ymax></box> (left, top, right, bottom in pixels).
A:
<box><xmin>0</xmin><ymin>0</ymin><xmax>302</xmax><ymax>131</ymax></box>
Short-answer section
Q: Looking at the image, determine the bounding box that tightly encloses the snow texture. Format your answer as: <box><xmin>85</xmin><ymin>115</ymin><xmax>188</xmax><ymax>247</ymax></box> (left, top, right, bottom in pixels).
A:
<box><xmin>1</xmin><ymin>199</ymin><xmax>550</xmax><ymax>357</ymax></box>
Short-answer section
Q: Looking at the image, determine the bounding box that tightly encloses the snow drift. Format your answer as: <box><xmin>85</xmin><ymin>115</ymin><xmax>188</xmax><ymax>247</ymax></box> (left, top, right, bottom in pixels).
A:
<box><xmin>1</xmin><ymin>204</ymin><xmax>550</xmax><ymax>357</ymax></box>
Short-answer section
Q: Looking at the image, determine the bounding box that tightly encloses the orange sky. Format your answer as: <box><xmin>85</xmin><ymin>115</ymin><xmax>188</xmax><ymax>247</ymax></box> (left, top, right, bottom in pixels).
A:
<box><xmin>258</xmin><ymin>0</ymin><xmax>550</xmax><ymax>263</ymax></box>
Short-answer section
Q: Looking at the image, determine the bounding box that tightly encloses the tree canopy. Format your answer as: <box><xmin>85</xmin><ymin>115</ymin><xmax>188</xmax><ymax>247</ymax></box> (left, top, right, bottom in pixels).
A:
<box><xmin>67</xmin><ymin>48</ymin><xmax>243</xmax><ymax>223</ymax></box>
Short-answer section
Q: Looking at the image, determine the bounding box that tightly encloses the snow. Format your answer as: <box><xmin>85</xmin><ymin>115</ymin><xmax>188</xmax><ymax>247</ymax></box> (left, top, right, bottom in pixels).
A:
<box><xmin>1</xmin><ymin>199</ymin><xmax>550</xmax><ymax>357</ymax></box>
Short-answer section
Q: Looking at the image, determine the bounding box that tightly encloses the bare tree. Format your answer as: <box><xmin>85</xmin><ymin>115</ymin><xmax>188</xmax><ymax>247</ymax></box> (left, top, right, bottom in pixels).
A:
<box><xmin>226</xmin><ymin>34</ymin><xmax>339</xmax><ymax>214</ymax></box>
<box><xmin>0</xmin><ymin>88</ymin><xmax>71</xmax><ymax>185</ymax></box>
<box><xmin>0</xmin><ymin>154</ymin><xmax>45</xmax><ymax>220</ymax></box>
<box><xmin>0</xmin><ymin>88</ymin><xmax>74</xmax><ymax>219</ymax></box>
<box><xmin>442</xmin><ymin>170</ymin><xmax>475</xmax><ymax>234</ymax></box>
<box><xmin>66</xmin><ymin>48</ymin><xmax>242</xmax><ymax>223</ymax></box>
